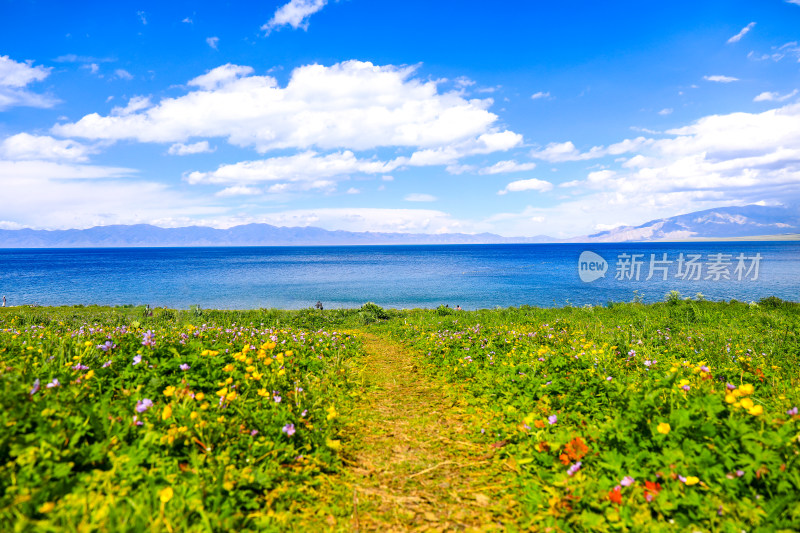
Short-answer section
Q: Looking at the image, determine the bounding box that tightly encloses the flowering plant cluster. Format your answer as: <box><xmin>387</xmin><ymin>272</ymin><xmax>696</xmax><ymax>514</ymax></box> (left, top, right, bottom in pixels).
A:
<box><xmin>388</xmin><ymin>301</ymin><xmax>800</xmax><ymax>530</ymax></box>
<box><xmin>0</xmin><ymin>308</ymin><xmax>360</xmax><ymax>530</ymax></box>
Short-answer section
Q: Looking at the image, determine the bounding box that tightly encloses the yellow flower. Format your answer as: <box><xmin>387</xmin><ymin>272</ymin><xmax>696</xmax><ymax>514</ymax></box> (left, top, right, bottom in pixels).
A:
<box><xmin>195</xmin><ymin>392</ymin><xmax>205</xmax><ymax>401</ymax></box>
<box><xmin>216</xmin><ymin>387</ymin><xmax>227</xmax><ymax>397</ymax></box>
<box><xmin>163</xmin><ymin>386</ymin><xmax>176</xmax><ymax>397</ymax></box>
<box><xmin>748</xmin><ymin>404</ymin><xmax>763</xmax><ymax>416</ymax></box>
<box><xmin>264</xmin><ymin>358</ymin><xmax>273</xmax><ymax>366</ymax></box>
<box><xmin>285</xmin><ymin>350</ymin><xmax>294</xmax><ymax>357</ymax></box>
<box><xmin>740</xmin><ymin>398</ymin><xmax>754</xmax><ymax>410</ymax></box>
<box><xmin>326</xmin><ymin>438</ymin><xmax>341</xmax><ymax>450</ymax></box>
<box><xmin>162</xmin><ymin>404</ymin><xmax>172</xmax><ymax>420</ymax></box>
<box><xmin>685</xmin><ymin>476</ymin><xmax>700</xmax><ymax>486</ymax></box>
<box><xmin>327</xmin><ymin>406</ymin><xmax>338</xmax><ymax>420</ymax></box>
<box><xmin>225</xmin><ymin>391</ymin><xmax>237</xmax><ymax>402</ymax></box>
<box><xmin>277</xmin><ymin>368</ymin><xmax>285</xmax><ymax>376</ymax></box>
<box><xmin>159</xmin><ymin>486</ymin><xmax>173</xmax><ymax>503</ymax></box>
<box><xmin>245</xmin><ymin>365</ymin><xmax>256</xmax><ymax>373</ymax></box>
<box><xmin>190</xmin><ymin>411</ymin><xmax>198</xmax><ymax>420</ymax></box>
<box><xmin>656</xmin><ymin>422</ymin><xmax>671</xmax><ymax>435</ymax></box>
<box><xmin>223</xmin><ymin>481</ymin><xmax>234</xmax><ymax>491</ymax></box>
<box><xmin>251</xmin><ymin>372</ymin><xmax>262</xmax><ymax>381</ymax></box>
<box><xmin>261</xmin><ymin>342</ymin><xmax>276</xmax><ymax>351</ymax></box>
<box><xmin>738</xmin><ymin>383</ymin><xmax>754</xmax><ymax>396</ymax></box>
<box><xmin>222</xmin><ymin>364</ymin><xmax>234</xmax><ymax>372</ymax></box>
<box><xmin>725</xmin><ymin>394</ymin><xmax>736</xmax><ymax>404</ymax></box>
<box><xmin>39</xmin><ymin>502</ymin><xmax>55</xmax><ymax>513</ymax></box>
<box><xmin>257</xmin><ymin>388</ymin><xmax>269</xmax><ymax>397</ymax></box>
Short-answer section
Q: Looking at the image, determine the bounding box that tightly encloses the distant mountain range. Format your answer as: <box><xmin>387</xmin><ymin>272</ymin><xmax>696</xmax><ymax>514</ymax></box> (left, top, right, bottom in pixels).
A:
<box><xmin>0</xmin><ymin>204</ymin><xmax>797</xmax><ymax>247</ymax></box>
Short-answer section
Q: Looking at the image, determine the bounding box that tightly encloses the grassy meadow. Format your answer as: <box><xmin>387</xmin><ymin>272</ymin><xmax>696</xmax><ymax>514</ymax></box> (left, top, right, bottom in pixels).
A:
<box><xmin>1</xmin><ymin>297</ymin><xmax>798</xmax><ymax>531</ymax></box>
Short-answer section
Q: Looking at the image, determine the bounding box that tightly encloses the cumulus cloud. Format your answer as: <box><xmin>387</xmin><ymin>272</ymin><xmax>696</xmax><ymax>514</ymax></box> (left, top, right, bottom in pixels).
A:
<box><xmin>530</xmin><ymin>137</ymin><xmax>652</xmax><ymax>163</ymax></box>
<box><xmin>168</xmin><ymin>141</ymin><xmax>215</xmax><ymax>155</ymax></box>
<box><xmin>478</xmin><ymin>160</ymin><xmax>536</xmax><ymax>174</ymax></box>
<box><xmin>115</xmin><ymin>69</ymin><xmax>133</xmax><ymax>80</ymax></box>
<box><xmin>404</xmin><ymin>193</ymin><xmax>437</xmax><ymax>202</ymax></box>
<box><xmin>658</xmin><ymin>108</ymin><xmax>673</xmax><ymax>115</ymax></box>
<box><xmin>215</xmin><ymin>186</ymin><xmax>261</xmax><ymax>197</ymax></box>
<box><xmin>0</xmin><ymin>55</ymin><xmax>57</xmax><ymax>110</ymax></box>
<box><xmin>497</xmin><ymin>178</ymin><xmax>553</xmax><ymax>195</ymax></box>
<box><xmin>704</xmin><ymin>75</ymin><xmax>739</xmax><ymax>83</ymax></box>
<box><xmin>53</xmin><ymin>61</ymin><xmax>516</xmax><ymax>157</ymax></box>
<box><xmin>206</xmin><ymin>36</ymin><xmax>219</xmax><ymax>50</ymax></box>
<box><xmin>727</xmin><ymin>22</ymin><xmax>756</xmax><ymax>44</ymax></box>
<box><xmin>531</xmin><ymin>91</ymin><xmax>551</xmax><ymax>100</ymax></box>
<box><xmin>0</xmin><ymin>133</ymin><xmax>94</xmax><ymax>162</ymax></box>
<box><xmin>262</xmin><ymin>0</ymin><xmax>327</xmax><ymax>34</ymax></box>
<box><xmin>753</xmin><ymin>89</ymin><xmax>798</xmax><ymax>102</ymax></box>
<box><xmin>185</xmin><ymin>151</ymin><xmax>396</xmax><ymax>195</ymax></box>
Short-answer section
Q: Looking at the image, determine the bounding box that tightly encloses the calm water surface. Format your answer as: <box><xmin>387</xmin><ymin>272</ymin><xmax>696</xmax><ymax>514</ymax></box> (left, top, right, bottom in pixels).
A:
<box><xmin>0</xmin><ymin>243</ymin><xmax>797</xmax><ymax>309</ymax></box>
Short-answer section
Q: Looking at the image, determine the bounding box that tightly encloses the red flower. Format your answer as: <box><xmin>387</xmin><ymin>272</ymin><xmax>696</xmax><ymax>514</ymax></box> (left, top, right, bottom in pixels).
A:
<box><xmin>643</xmin><ymin>480</ymin><xmax>662</xmax><ymax>502</ymax></box>
<box><xmin>608</xmin><ymin>487</ymin><xmax>622</xmax><ymax>504</ymax></box>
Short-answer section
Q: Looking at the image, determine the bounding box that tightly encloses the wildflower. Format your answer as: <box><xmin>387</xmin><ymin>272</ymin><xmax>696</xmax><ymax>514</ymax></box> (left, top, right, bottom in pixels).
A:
<box><xmin>250</xmin><ymin>429</ymin><xmax>258</xmax><ymax>436</ymax></box>
<box><xmin>273</xmin><ymin>392</ymin><xmax>282</xmax><ymax>403</ymax></box>
<box><xmin>30</xmin><ymin>378</ymin><xmax>40</xmax><ymax>396</ymax></box>
<box><xmin>163</xmin><ymin>385</ymin><xmax>176</xmax><ymax>397</ymax></box>
<box><xmin>644</xmin><ymin>481</ymin><xmax>662</xmax><ymax>502</ymax></box>
<box><xmin>327</xmin><ymin>405</ymin><xmax>338</xmax><ymax>420</ymax></box>
<box><xmin>656</xmin><ymin>422</ymin><xmax>670</xmax><ymax>434</ymax></box>
<box><xmin>608</xmin><ymin>487</ymin><xmax>622</xmax><ymax>504</ymax></box>
<box><xmin>158</xmin><ymin>486</ymin><xmax>173</xmax><ymax>503</ymax></box>
<box><xmin>606</xmin><ymin>376</ymin><xmax>612</xmax><ymax>381</ymax></box>
<box><xmin>136</xmin><ymin>398</ymin><xmax>153</xmax><ymax>413</ymax></box>
<box><xmin>195</xmin><ymin>392</ymin><xmax>205</xmax><ymax>401</ymax></box>
<box><xmin>684</xmin><ymin>476</ymin><xmax>700</xmax><ymax>485</ymax></box>
<box><xmin>97</xmin><ymin>341</ymin><xmax>115</xmax><ymax>352</ymax></box>
<box><xmin>738</xmin><ymin>383</ymin><xmax>754</xmax><ymax>396</ymax></box>
<box><xmin>564</xmin><ymin>437</ymin><xmax>589</xmax><ymax>461</ymax></box>
<box><xmin>46</xmin><ymin>378</ymin><xmax>60</xmax><ymax>388</ymax></box>
<box><xmin>282</xmin><ymin>423</ymin><xmax>296</xmax><ymax>436</ymax></box>
<box><xmin>71</xmin><ymin>363</ymin><xmax>89</xmax><ymax>370</ymax></box>
<box><xmin>620</xmin><ymin>476</ymin><xmax>635</xmax><ymax>487</ymax></box>
<box><xmin>740</xmin><ymin>398</ymin><xmax>754</xmax><ymax>410</ymax></box>
<box><xmin>548</xmin><ymin>414</ymin><xmax>557</xmax><ymax>425</ymax></box>
<box><xmin>682</xmin><ymin>385</ymin><xmax>690</xmax><ymax>391</ymax></box>
<box><xmin>301</xmin><ymin>409</ymin><xmax>308</xmax><ymax>417</ymax></box>
<box><xmin>133</xmin><ymin>415</ymin><xmax>143</xmax><ymax>426</ymax></box>
<box><xmin>102</xmin><ymin>360</ymin><xmax>112</xmax><ymax>368</ymax></box>
<box><xmin>747</xmin><ymin>404</ymin><xmax>763</xmax><ymax>416</ymax></box>
<box><xmin>142</xmin><ymin>330</ymin><xmax>156</xmax><ymax>348</ymax></box>
<box><xmin>132</xmin><ymin>354</ymin><xmax>142</xmax><ymax>366</ymax></box>
<box><xmin>787</xmin><ymin>407</ymin><xmax>798</xmax><ymax>416</ymax></box>
<box><xmin>726</xmin><ymin>383</ymin><xmax>736</xmax><ymax>390</ymax></box>
<box><xmin>162</xmin><ymin>404</ymin><xmax>172</xmax><ymax>420</ymax></box>
<box><xmin>326</xmin><ymin>438</ymin><xmax>341</xmax><ymax>450</ymax></box>
<box><xmin>39</xmin><ymin>502</ymin><xmax>55</xmax><ymax>513</ymax></box>
<box><xmin>736</xmin><ymin>470</ymin><xmax>744</xmax><ymax>477</ymax></box>
<box><xmin>180</xmin><ymin>363</ymin><xmax>190</xmax><ymax>371</ymax></box>
<box><xmin>725</xmin><ymin>394</ymin><xmax>736</xmax><ymax>404</ymax></box>
<box><xmin>567</xmin><ymin>461</ymin><xmax>582</xmax><ymax>476</ymax></box>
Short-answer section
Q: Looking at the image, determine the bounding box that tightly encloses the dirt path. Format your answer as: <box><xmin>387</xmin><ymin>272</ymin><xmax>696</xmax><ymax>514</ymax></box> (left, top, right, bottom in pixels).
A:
<box><xmin>338</xmin><ymin>332</ymin><xmax>516</xmax><ymax>532</ymax></box>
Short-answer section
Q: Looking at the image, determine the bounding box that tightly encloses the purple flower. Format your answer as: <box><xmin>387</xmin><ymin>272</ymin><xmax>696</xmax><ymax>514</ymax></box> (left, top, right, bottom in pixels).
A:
<box><xmin>135</xmin><ymin>398</ymin><xmax>153</xmax><ymax>413</ymax></box>
<box><xmin>787</xmin><ymin>407</ymin><xmax>798</xmax><ymax>416</ymax></box>
<box><xmin>132</xmin><ymin>354</ymin><xmax>142</xmax><ymax>366</ymax></box>
<box><xmin>548</xmin><ymin>415</ymin><xmax>557</xmax><ymax>425</ymax></box>
<box><xmin>46</xmin><ymin>378</ymin><xmax>60</xmax><ymax>389</ymax></box>
<box><xmin>71</xmin><ymin>363</ymin><xmax>89</xmax><ymax>371</ymax></box>
<box><xmin>620</xmin><ymin>475</ymin><xmax>635</xmax><ymax>487</ymax></box>
<box><xmin>141</xmin><ymin>330</ymin><xmax>156</xmax><ymax>348</ymax></box>
<box><xmin>726</xmin><ymin>383</ymin><xmax>736</xmax><ymax>390</ymax></box>
<box><xmin>133</xmin><ymin>415</ymin><xmax>143</xmax><ymax>426</ymax></box>
<box><xmin>301</xmin><ymin>409</ymin><xmax>308</xmax><ymax>417</ymax></box>
<box><xmin>682</xmin><ymin>385</ymin><xmax>691</xmax><ymax>391</ymax></box>
<box><xmin>567</xmin><ymin>461</ymin><xmax>582</xmax><ymax>476</ymax></box>
<box><xmin>97</xmin><ymin>341</ymin><xmax>115</xmax><ymax>352</ymax></box>
<box><xmin>644</xmin><ymin>360</ymin><xmax>655</xmax><ymax>367</ymax></box>
<box><xmin>282</xmin><ymin>423</ymin><xmax>296</xmax><ymax>436</ymax></box>
<box><xmin>700</xmin><ymin>365</ymin><xmax>710</xmax><ymax>372</ymax></box>
<box><xmin>180</xmin><ymin>363</ymin><xmax>190</xmax><ymax>371</ymax></box>
<box><xmin>30</xmin><ymin>378</ymin><xmax>40</xmax><ymax>396</ymax></box>
<box><xmin>628</xmin><ymin>350</ymin><xmax>636</xmax><ymax>357</ymax></box>
<box><xmin>102</xmin><ymin>360</ymin><xmax>112</xmax><ymax>368</ymax></box>
<box><xmin>273</xmin><ymin>392</ymin><xmax>282</xmax><ymax>403</ymax></box>
<box><xmin>736</xmin><ymin>469</ymin><xmax>745</xmax><ymax>477</ymax></box>
<box><xmin>606</xmin><ymin>376</ymin><xmax>613</xmax><ymax>381</ymax></box>
<box><xmin>250</xmin><ymin>429</ymin><xmax>259</xmax><ymax>436</ymax></box>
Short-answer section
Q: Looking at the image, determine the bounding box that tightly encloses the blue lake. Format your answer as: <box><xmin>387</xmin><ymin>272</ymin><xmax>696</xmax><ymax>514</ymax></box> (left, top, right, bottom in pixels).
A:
<box><xmin>0</xmin><ymin>242</ymin><xmax>798</xmax><ymax>309</ymax></box>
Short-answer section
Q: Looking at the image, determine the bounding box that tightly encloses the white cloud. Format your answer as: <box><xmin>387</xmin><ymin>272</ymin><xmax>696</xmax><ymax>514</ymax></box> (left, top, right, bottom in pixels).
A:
<box><xmin>381</xmin><ymin>175</ymin><xmax>394</xmax><ymax>181</ymax></box>
<box><xmin>727</xmin><ymin>22</ymin><xmax>756</xmax><ymax>44</ymax></box>
<box><xmin>787</xmin><ymin>0</ymin><xmax>800</xmax><ymax>6</ymax></box>
<box><xmin>137</xmin><ymin>11</ymin><xmax>147</xmax><ymax>25</ymax></box>
<box><xmin>0</xmin><ymin>133</ymin><xmax>94</xmax><ymax>162</ymax></box>
<box><xmin>182</xmin><ymin>17</ymin><xmax>193</xmax><ymax>24</ymax></box>
<box><xmin>0</xmin><ymin>159</ymin><xmax>135</xmax><ymax>180</ymax></box>
<box><xmin>478</xmin><ymin>160</ymin><xmax>536</xmax><ymax>174</ymax></box>
<box><xmin>215</xmin><ymin>186</ymin><xmax>261</xmax><ymax>197</ymax></box>
<box><xmin>115</xmin><ymin>69</ymin><xmax>133</xmax><ymax>80</ymax></box>
<box><xmin>54</xmin><ymin>61</ymin><xmax>518</xmax><ymax>158</ymax></box>
<box><xmin>112</xmin><ymin>96</ymin><xmax>152</xmax><ymax>116</ymax></box>
<box><xmin>753</xmin><ymin>89</ymin><xmax>798</xmax><ymax>102</ymax></box>
<box><xmin>497</xmin><ymin>178</ymin><xmax>553</xmax><ymax>195</ymax></box>
<box><xmin>206</xmin><ymin>36</ymin><xmax>219</xmax><ymax>50</ymax></box>
<box><xmin>531</xmin><ymin>91</ymin><xmax>551</xmax><ymax>100</ymax></box>
<box><xmin>404</xmin><ymin>193</ymin><xmax>437</xmax><ymax>202</ymax></box>
<box><xmin>530</xmin><ymin>137</ymin><xmax>651</xmax><ymax>163</ymax></box>
<box><xmin>262</xmin><ymin>0</ymin><xmax>327</xmax><ymax>34</ymax></box>
<box><xmin>658</xmin><ymin>108</ymin><xmax>673</xmax><ymax>115</ymax></box>
<box><xmin>185</xmin><ymin>151</ymin><xmax>396</xmax><ymax>194</ymax></box>
<box><xmin>0</xmin><ymin>55</ymin><xmax>57</xmax><ymax>110</ymax></box>
<box><xmin>704</xmin><ymin>75</ymin><xmax>739</xmax><ymax>83</ymax></box>
<box><xmin>168</xmin><ymin>141</ymin><xmax>215</xmax><ymax>155</ymax></box>
<box><xmin>346</xmin><ymin>187</ymin><xmax>360</xmax><ymax>194</ymax></box>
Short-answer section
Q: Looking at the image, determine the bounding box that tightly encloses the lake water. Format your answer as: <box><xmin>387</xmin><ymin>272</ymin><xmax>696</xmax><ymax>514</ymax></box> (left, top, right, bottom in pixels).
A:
<box><xmin>0</xmin><ymin>242</ymin><xmax>798</xmax><ymax>309</ymax></box>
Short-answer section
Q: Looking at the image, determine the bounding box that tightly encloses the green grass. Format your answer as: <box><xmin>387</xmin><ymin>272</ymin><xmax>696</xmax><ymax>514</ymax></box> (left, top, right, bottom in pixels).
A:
<box><xmin>1</xmin><ymin>299</ymin><xmax>799</xmax><ymax>531</ymax></box>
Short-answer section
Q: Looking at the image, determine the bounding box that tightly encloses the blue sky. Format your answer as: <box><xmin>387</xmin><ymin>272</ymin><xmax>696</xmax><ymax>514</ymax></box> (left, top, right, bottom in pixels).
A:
<box><xmin>1</xmin><ymin>0</ymin><xmax>799</xmax><ymax>237</ymax></box>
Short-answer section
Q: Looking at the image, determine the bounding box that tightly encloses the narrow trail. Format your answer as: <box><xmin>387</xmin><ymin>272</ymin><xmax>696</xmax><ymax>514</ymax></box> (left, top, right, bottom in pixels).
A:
<box><xmin>339</xmin><ymin>332</ymin><xmax>515</xmax><ymax>532</ymax></box>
